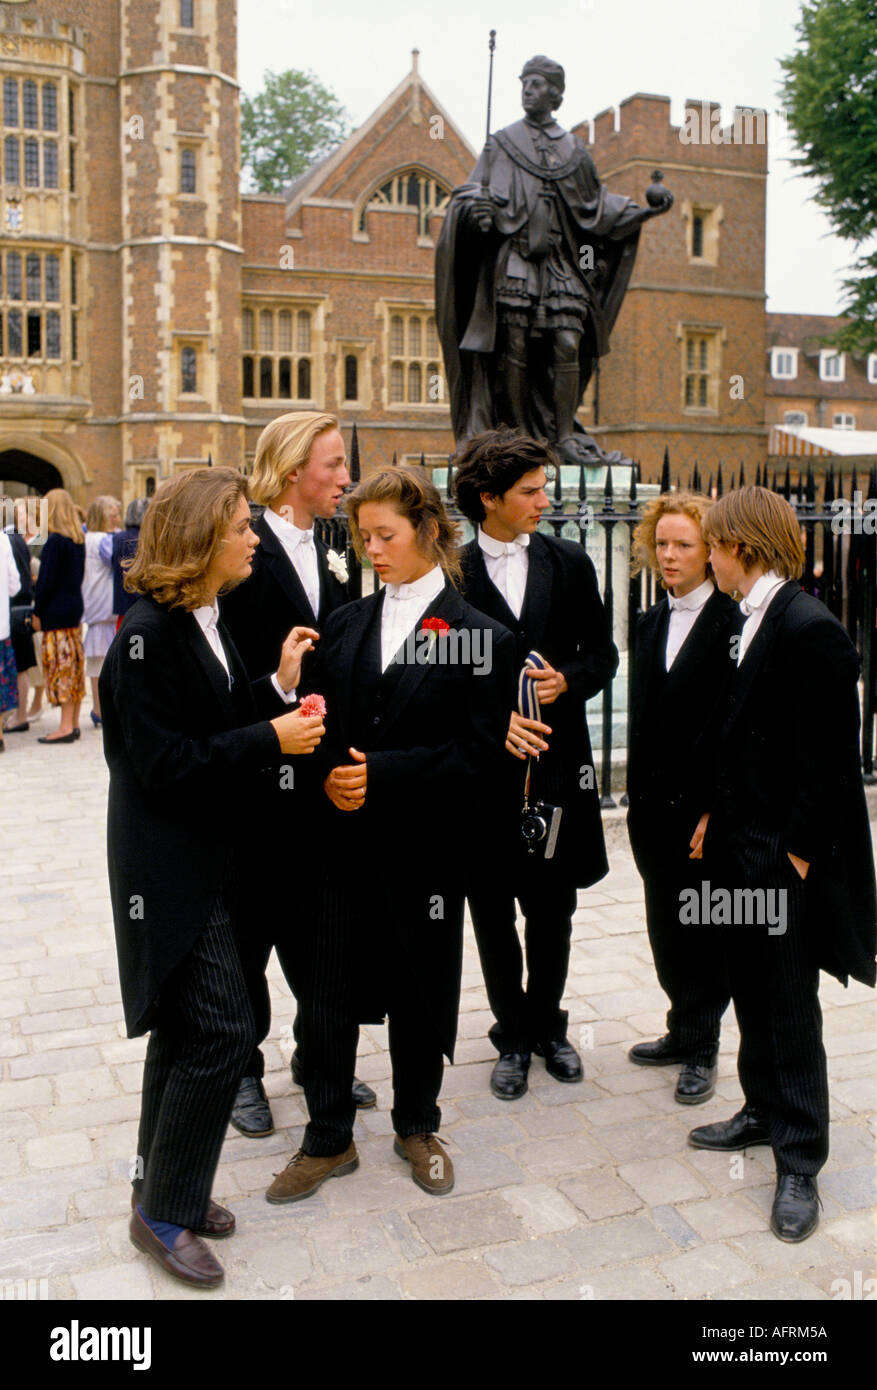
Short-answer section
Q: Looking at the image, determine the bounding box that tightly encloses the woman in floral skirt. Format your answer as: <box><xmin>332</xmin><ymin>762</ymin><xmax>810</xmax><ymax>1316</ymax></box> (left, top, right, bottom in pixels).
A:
<box><xmin>32</xmin><ymin>489</ymin><xmax>86</xmax><ymax>745</ymax></box>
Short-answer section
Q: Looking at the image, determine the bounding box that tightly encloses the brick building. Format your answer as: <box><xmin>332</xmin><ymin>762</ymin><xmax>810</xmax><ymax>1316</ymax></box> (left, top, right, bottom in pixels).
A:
<box><xmin>239</xmin><ymin>48</ymin><xmax>471</xmax><ymax>474</ymax></box>
<box><xmin>574</xmin><ymin>96</ymin><xmax>768</xmax><ymax>478</ymax></box>
<box><xmin>0</xmin><ymin>0</ymin><xmax>242</xmax><ymax>505</ymax></box>
<box><xmin>0</xmin><ymin>0</ymin><xmax>867</xmax><ymax>504</ymax></box>
<box><xmin>765</xmin><ymin>312</ymin><xmax>877</xmax><ymax>435</ymax></box>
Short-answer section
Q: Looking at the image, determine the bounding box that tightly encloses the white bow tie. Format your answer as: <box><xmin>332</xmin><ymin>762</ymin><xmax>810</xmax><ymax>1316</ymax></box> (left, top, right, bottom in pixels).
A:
<box><xmin>297</xmin><ymin>530</ymin><xmax>314</xmax><ymax>546</ymax></box>
<box><xmin>388</xmin><ymin>585</ymin><xmax>419</xmax><ymax>601</ymax></box>
<box><xmin>739</xmin><ymin>595</ymin><xmax>760</xmax><ymax>617</ymax></box>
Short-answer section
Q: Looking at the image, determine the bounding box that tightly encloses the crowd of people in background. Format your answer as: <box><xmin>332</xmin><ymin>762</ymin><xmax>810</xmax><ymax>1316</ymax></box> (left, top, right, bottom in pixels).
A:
<box><xmin>1</xmin><ymin>487</ymin><xmax>140</xmax><ymax>748</ymax></box>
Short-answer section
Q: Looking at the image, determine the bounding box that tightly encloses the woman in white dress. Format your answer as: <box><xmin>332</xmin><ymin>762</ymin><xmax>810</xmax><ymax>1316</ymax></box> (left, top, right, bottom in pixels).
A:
<box><xmin>82</xmin><ymin>495</ymin><xmax>121</xmax><ymax>727</ymax></box>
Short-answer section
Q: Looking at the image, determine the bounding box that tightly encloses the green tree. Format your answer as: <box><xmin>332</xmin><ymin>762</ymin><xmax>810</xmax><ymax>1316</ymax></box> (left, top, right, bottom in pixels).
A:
<box><xmin>241</xmin><ymin>69</ymin><xmax>351</xmax><ymax>194</ymax></box>
<box><xmin>780</xmin><ymin>0</ymin><xmax>877</xmax><ymax>352</ymax></box>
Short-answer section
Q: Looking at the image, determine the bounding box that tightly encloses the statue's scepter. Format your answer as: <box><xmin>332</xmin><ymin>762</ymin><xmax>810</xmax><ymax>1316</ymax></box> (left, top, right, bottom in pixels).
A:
<box><xmin>481</xmin><ymin>30</ymin><xmax>496</xmax><ymax>196</ymax></box>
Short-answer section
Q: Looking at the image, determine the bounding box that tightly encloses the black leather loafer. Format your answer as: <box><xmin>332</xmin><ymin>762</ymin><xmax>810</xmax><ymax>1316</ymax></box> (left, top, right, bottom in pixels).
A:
<box><xmin>229</xmin><ymin>1075</ymin><xmax>274</xmax><ymax>1137</ymax></box>
<box><xmin>535</xmin><ymin>1037</ymin><xmax>584</xmax><ymax>1083</ymax></box>
<box><xmin>688</xmin><ymin>1106</ymin><xmax>771</xmax><ymax>1150</ymax></box>
<box><xmin>675</xmin><ymin>1062</ymin><xmax>718</xmax><ymax>1105</ymax></box>
<box><xmin>291</xmin><ymin>1051</ymin><xmax>377</xmax><ymax>1110</ymax></box>
<box><xmin>628</xmin><ymin>1034</ymin><xmax>688</xmax><ymax>1067</ymax></box>
<box><xmin>770</xmin><ymin>1174</ymin><xmax>820</xmax><ymax>1242</ymax></box>
<box><xmin>490</xmin><ymin>1051</ymin><xmax>531</xmax><ymax>1100</ymax></box>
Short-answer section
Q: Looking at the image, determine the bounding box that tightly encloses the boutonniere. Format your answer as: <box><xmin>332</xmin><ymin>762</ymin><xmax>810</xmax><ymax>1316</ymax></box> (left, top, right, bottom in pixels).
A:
<box><xmin>326</xmin><ymin>548</ymin><xmax>349</xmax><ymax>584</ymax></box>
<box><xmin>421</xmin><ymin>616</ymin><xmax>450</xmax><ymax>656</ymax></box>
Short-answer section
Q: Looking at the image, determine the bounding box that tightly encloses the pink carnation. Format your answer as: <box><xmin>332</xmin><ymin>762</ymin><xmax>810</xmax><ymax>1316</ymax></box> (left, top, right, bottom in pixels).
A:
<box><xmin>299</xmin><ymin>694</ymin><xmax>326</xmax><ymax>719</ymax></box>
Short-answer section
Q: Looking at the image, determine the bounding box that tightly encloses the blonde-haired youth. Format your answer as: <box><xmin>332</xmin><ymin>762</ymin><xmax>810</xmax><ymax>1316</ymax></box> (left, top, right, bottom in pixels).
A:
<box><xmin>45</xmin><ymin>488</ymin><xmax>84</xmax><ymax>545</ymax></box>
<box><xmin>249</xmin><ymin>411</ymin><xmax>339</xmax><ymax>506</ymax></box>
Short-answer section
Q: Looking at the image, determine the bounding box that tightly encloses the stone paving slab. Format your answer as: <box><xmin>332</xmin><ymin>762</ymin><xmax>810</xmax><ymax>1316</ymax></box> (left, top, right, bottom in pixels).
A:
<box><xmin>0</xmin><ymin>713</ymin><xmax>875</xmax><ymax>1302</ymax></box>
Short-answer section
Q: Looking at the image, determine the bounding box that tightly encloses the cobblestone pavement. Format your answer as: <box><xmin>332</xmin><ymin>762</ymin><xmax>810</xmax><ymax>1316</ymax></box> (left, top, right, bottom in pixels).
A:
<box><xmin>1</xmin><ymin>710</ymin><xmax>875</xmax><ymax>1303</ymax></box>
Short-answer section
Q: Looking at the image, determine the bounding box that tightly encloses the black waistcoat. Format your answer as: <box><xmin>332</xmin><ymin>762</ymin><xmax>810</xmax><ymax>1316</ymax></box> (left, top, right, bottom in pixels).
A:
<box><xmin>347</xmin><ymin>604</ymin><xmax>405</xmax><ymax>750</ymax></box>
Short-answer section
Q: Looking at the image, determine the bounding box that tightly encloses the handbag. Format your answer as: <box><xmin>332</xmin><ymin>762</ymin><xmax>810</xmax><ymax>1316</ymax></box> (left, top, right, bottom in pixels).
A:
<box><xmin>10</xmin><ymin>603</ymin><xmax>36</xmax><ymax>670</ymax></box>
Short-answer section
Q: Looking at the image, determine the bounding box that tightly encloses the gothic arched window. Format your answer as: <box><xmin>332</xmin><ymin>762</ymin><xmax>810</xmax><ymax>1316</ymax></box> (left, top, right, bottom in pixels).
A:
<box><xmin>358</xmin><ymin>168</ymin><xmax>451</xmax><ymax>238</ymax></box>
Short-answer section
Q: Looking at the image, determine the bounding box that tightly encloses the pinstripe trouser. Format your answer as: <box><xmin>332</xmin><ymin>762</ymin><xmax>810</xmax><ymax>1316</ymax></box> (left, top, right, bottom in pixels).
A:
<box><xmin>133</xmin><ymin>898</ymin><xmax>256</xmax><ymax>1227</ymax></box>
<box><xmin>712</xmin><ymin>841</ymin><xmax>830</xmax><ymax>1175</ymax></box>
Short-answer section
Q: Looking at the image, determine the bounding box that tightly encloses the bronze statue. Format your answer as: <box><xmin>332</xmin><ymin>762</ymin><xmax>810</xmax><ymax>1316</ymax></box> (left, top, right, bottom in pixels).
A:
<box><xmin>435</xmin><ymin>55</ymin><xmax>673</xmax><ymax>467</ymax></box>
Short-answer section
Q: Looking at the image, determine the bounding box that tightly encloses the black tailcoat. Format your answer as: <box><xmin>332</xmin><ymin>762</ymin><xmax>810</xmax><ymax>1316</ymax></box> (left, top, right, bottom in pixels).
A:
<box><xmin>704</xmin><ymin>581</ymin><xmax>876</xmax><ymax>988</ymax></box>
<box><xmin>300</xmin><ymin>581</ymin><xmax>516</xmax><ymax>1060</ymax></box>
<box><xmin>220</xmin><ymin>513</ymin><xmax>349</xmax><ymax>681</ymax></box>
<box><xmin>458</xmin><ymin>531</ymin><xmax>618</xmax><ymax>888</ymax></box>
<box><xmin>99</xmin><ymin>595</ymin><xmax>287</xmax><ymax>1036</ymax></box>
<box><xmin>627</xmin><ymin>588</ymin><xmax>742</xmax><ymax>877</ymax></box>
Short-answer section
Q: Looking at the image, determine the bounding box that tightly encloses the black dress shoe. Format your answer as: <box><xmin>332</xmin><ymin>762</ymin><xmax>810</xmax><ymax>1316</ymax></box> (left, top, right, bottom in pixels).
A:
<box><xmin>675</xmin><ymin>1062</ymin><xmax>718</xmax><ymax>1105</ymax></box>
<box><xmin>770</xmin><ymin>1174</ymin><xmax>820</xmax><ymax>1243</ymax></box>
<box><xmin>628</xmin><ymin>1034</ymin><xmax>688</xmax><ymax>1067</ymax></box>
<box><xmin>37</xmin><ymin>731</ymin><xmax>77</xmax><ymax>744</ymax></box>
<box><xmin>688</xmin><ymin>1106</ymin><xmax>771</xmax><ymax>1151</ymax></box>
<box><xmin>490</xmin><ymin>1051</ymin><xmax>531</xmax><ymax>1100</ymax></box>
<box><xmin>535</xmin><ymin>1037</ymin><xmax>584</xmax><ymax>1083</ymax></box>
<box><xmin>290</xmin><ymin>1052</ymin><xmax>377</xmax><ymax>1110</ymax></box>
<box><xmin>352</xmin><ymin>1076</ymin><xmax>377</xmax><ymax>1109</ymax></box>
<box><xmin>229</xmin><ymin>1075</ymin><xmax>274</xmax><ymax>1137</ymax></box>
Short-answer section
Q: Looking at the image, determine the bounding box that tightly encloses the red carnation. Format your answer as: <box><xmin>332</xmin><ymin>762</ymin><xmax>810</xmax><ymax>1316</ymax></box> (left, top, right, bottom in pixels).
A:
<box><xmin>299</xmin><ymin>694</ymin><xmax>326</xmax><ymax>718</ymax></box>
<box><xmin>421</xmin><ymin>617</ymin><xmax>451</xmax><ymax>634</ymax></box>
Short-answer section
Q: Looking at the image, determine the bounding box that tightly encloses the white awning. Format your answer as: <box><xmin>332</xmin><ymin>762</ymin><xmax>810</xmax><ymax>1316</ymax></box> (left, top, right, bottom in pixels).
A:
<box><xmin>769</xmin><ymin>425</ymin><xmax>877</xmax><ymax>458</ymax></box>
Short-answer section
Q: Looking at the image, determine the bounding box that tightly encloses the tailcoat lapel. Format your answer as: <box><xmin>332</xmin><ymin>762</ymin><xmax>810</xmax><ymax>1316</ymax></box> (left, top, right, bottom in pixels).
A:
<box><xmin>664</xmin><ymin>589</ymin><xmax>723</xmax><ymax>692</ymax></box>
<box><xmin>170</xmin><ymin>606</ymin><xmax>239</xmax><ymax>725</ymax></box>
<box><xmin>337</xmin><ymin>589</ymin><xmax>385</xmax><ymax>734</ymax></box>
<box><xmin>466</xmin><ymin>542</ymin><xmax>519</xmax><ymax>631</ymax></box>
<box><xmin>257</xmin><ymin>515</ymin><xmax>317</xmax><ymax>620</ymax></box>
<box><xmin>518</xmin><ymin>531</ymin><xmax>553</xmax><ymax>650</ymax></box>
<box><xmin>721</xmin><ymin>581</ymin><xmax>800</xmax><ymax>736</ymax></box>
<box><xmin>315</xmin><ymin>539</ymin><xmax>347</xmax><ymax>624</ymax></box>
<box><xmin>376</xmin><ymin>584</ymin><xmax>468</xmax><ymax>743</ymax></box>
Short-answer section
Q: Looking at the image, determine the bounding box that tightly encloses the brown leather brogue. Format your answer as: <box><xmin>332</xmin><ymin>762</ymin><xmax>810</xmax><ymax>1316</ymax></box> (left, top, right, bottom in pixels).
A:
<box><xmin>130</xmin><ymin>1190</ymin><xmax>235</xmax><ymax>1238</ymax></box>
<box><xmin>128</xmin><ymin>1209</ymin><xmax>224</xmax><ymax>1288</ymax></box>
<box><xmin>265</xmin><ymin>1143</ymin><xmax>358</xmax><ymax>1204</ymax></box>
<box><xmin>393</xmin><ymin>1133</ymin><xmax>455</xmax><ymax>1195</ymax></box>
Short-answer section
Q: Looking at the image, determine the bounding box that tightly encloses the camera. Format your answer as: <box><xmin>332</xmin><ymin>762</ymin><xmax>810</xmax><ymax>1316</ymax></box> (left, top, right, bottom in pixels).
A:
<box><xmin>520</xmin><ymin>800</ymin><xmax>562</xmax><ymax>859</ymax></box>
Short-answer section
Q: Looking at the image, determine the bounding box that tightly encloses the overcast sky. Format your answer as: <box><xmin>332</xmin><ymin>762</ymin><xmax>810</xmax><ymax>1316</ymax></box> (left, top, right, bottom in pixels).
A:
<box><xmin>239</xmin><ymin>0</ymin><xmax>854</xmax><ymax>317</ymax></box>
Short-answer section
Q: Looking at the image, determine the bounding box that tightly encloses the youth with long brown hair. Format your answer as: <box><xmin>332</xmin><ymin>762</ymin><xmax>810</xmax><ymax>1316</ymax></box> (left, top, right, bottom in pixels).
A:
<box><xmin>266</xmin><ymin>465</ymin><xmax>515</xmax><ymax>1202</ymax></box>
<box><xmin>100</xmin><ymin>466</ymin><xmax>325</xmax><ymax>1289</ymax></box>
